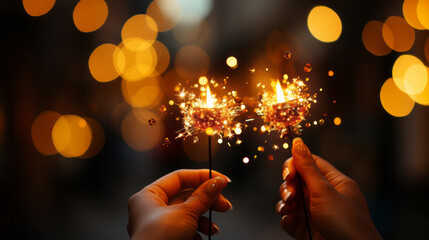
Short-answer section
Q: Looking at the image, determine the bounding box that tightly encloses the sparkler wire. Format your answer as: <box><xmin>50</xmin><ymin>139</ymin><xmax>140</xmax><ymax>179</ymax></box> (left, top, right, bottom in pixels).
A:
<box><xmin>208</xmin><ymin>135</ymin><xmax>212</xmax><ymax>240</ymax></box>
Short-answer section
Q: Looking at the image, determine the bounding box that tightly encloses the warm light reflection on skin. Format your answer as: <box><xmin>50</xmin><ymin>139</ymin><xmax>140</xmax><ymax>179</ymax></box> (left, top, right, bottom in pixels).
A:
<box><xmin>380</xmin><ymin>78</ymin><xmax>415</xmax><ymax>117</ymax></box>
<box><xmin>307</xmin><ymin>6</ymin><xmax>342</xmax><ymax>43</ymax></box>
<box><xmin>73</xmin><ymin>0</ymin><xmax>108</xmax><ymax>33</ymax></box>
<box><xmin>147</xmin><ymin>0</ymin><xmax>182</xmax><ymax>32</ymax></box>
<box><xmin>31</xmin><ymin>111</ymin><xmax>61</xmax><ymax>155</ymax></box>
<box><xmin>362</xmin><ymin>21</ymin><xmax>392</xmax><ymax>56</ymax></box>
<box><xmin>392</xmin><ymin>55</ymin><xmax>428</xmax><ymax>95</ymax></box>
<box><xmin>89</xmin><ymin>43</ymin><xmax>120</xmax><ymax>82</ymax></box>
<box><xmin>382</xmin><ymin>16</ymin><xmax>415</xmax><ymax>52</ymax></box>
<box><xmin>403</xmin><ymin>0</ymin><xmax>426</xmax><ymax>30</ymax></box>
<box><xmin>52</xmin><ymin>115</ymin><xmax>93</xmax><ymax>158</ymax></box>
<box><xmin>121</xmin><ymin>14</ymin><xmax>158</xmax><ymax>51</ymax></box>
<box><xmin>23</xmin><ymin>0</ymin><xmax>56</xmax><ymax>17</ymax></box>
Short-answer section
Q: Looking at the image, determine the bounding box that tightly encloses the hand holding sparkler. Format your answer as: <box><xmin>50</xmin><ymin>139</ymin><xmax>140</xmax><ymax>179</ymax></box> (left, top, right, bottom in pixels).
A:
<box><xmin>277</xmin><ymin>138</ymin><xmax>382</xmax><ymax>240</ymax></box>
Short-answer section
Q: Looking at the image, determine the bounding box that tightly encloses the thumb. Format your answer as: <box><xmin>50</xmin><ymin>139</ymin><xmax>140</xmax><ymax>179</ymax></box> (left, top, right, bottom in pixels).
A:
<box><xmin>184</xmin><ymin>176</ymin><xmax>228</xmax><ymax>217</ymax></box>
<box><xmin>292</xmin><ymin>138</ymin><xmax>330</xmax><ymax>192</ymax></box>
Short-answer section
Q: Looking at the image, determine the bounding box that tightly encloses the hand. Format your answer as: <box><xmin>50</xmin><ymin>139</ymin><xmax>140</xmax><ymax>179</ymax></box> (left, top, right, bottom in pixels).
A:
<box><xmin>276</xmin><ymin>138</ymin><xmax>382</xmax><ymax>240</ymax></box>
<box><xmin>128</xmin><ymin>169</ymin><xmax>233</xmax><ymax>240</ymax></box>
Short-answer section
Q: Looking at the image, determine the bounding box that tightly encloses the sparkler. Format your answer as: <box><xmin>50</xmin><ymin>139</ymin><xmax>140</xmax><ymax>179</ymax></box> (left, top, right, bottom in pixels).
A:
<box><xmin>176</xmin><ymin>79</ymin><xmax>245</xmax><ymax>240</ymax></box>
<box><xmin>256</xmin><ymin>77</ymin><xmax>317</xmax><ymax>240</ymax></box>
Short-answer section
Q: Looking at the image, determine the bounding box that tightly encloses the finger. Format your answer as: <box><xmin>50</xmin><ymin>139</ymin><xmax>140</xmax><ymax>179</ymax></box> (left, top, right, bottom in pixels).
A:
<box><xmin>281</xmin><ymin>214</ymin><xmax>298</xmax><ymax>237</ymax></box>
<box><xmin>183</xmin><ymin>176</ymin><xmax>229</xmax><ymax>217</ymax></box>
<box><xmin>279</xmin><ymin>181</ymin><xmax>296</xmax><ymax>202</ymax></box>
<box><xmin>283</xmin><ymin>157</ymin><xmax>296</xmax><ymax>181</ymax></box>
<box><xmin>193</xmin><ymin>233</ymin><xmax>203</xmax><ymax>240</ymax></box>
<box><xmin>169</xmin><ymin>189</ymin><xmax>194</xmax><ymax>205</ymax></box>
<box><xmin>276</xmin><ymin>200</ymin><xmax>294</xmax><ymax>215</ymax></box>
<box><xmin>312</xmin><ymin>154</ymin><xmax>350</xmax><ymax>186</ymax></box>
<box><xmin>197</xmin><ymin>216</ymin><xmax>220</xmax><ymax>236</ymax></box>
<box><xmin>169</xmin><ymin>189</ymin><xmax>233</xmax><ymax>212</ymax></box>
<box><xmin>141</xmin><ymin>169</ymin><xmax>230</xmax><ymax>205</ymax></box>
<box><xmin>292</xmin><ymin>138</ymin><xmax>331</xmax><ymax>192</ymax></box>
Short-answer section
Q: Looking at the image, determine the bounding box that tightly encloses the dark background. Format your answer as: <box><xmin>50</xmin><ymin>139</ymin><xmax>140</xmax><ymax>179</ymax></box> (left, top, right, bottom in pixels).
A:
<box><xmin>1</xmin><ymin>0</ymin><xmax>429</xmax><ymax>239</ymax></box>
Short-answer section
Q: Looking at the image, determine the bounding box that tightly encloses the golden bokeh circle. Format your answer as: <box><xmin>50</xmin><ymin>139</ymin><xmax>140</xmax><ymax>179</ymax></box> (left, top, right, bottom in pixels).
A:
<box><xmin>31</xmin><ymin>111</ymin><xmax>61</xmax><ymax>155</ymax></box>
<box><xmin>89</xmin><ymin>43</ymin><xmax>120</xmax><ymax>82</ymax></box>
<box><xmin>307</xmin><ymin>6</ymin><xmax>342</xmax><ymax>43</ymax></box>
<box><xmin>23</xmin><ymin>0</ymin><xmax>55</xmax><ymax>17</ymax></box>
<box><xmin>73</xmin><ymin>0</ymin><xmax>108</xmax><ymax>33</ymax></box>
<box><xmin>382</xmin><ymin>16</ymin><xmax>415</xmax><ymax>52</ymax></box>
<box><xmin>121</xmin><ymin>14</ymin><xmax>158</xmax><ymax>51</ymax></box>
<box><xmin>380</xmin><ymin>78</ymin><xmax>415</xmax><ymax>117</ymax></box>
<box><xmin>362</xmin><ymin>21</ymin><xmax>392</xmax><ymax>56</ymax></box>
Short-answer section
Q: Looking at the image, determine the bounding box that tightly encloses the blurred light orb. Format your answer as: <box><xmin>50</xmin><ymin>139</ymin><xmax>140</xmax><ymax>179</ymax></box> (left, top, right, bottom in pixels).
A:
<box><xmin>307</xmin><ymin>6</ymin><xmax>342</xmax><ymax>43</ymax></box>
<box><xmin>175</xmin><ymin>45</ymin><xmax>209</xmax><ymax>79</ymax></box>
<box><xmin>81</xmin><ymin>117</ymin><xmax>105</xmax><ymax>158</ymax></box>
<box><xmin>177</xmin><ymin>0</ymin><xmax>213</xmax><ymax>25</ymax></box>
<box><xmin>362</xmin><ymin>21</ymin><xmax>392</xmax><ymax>56</ymax></box>
<box><xmin>150</xmin><ymin>41</ymin><xmax>170</xmax><ymax>77</ymax></box>
<box><xmin>226</xmin><ymin>56</ymin><xmax>238</xmax><ymax>69</ymax></box>
<box><xmin>380</xmin><ymin>78</ymin><xmax>415</xmax><ymax>117</ymax></box>
<box><xmin>382</xmin><ymin>16</ymin><xmax>415</xmax><ymax>52</ymax></box>
<box><xmin>403</xmin><ymin>0</ymin><xmax>426</xmax><ymax>30</ymax></box>
<box><xmin>147</xmin><ymin>0</ymin><xmax>181</xmax><ymax>32</ymax></box>
<box><xmin>73</xmin><ymin>0</ymin><xmax>108</xmax><ymax>33</ymax></box>
<box><xmin>89</xmin><ymin>43</ymin><xmax>120</xmax><ymax>82</ymax></box>
<box><xmin>23</xmin><ymin>0</ymin><xmax>55</xmax><ymax>17</ymax></box>
<box><xmin>334</xmin><ymin>117</ymin><xmax>342</xmax><ymax>125</ymax></box>
<box><xmin>392</xmin><ymin>54</ymin><xmax>427</xmax><ymax>94</ymax></box>
<box><xmin>409</xmin><ymin>67</ymin><xmax>429</xmax><ymax>105</ymax></box>
<box><xmin>121</xmin><ymin>109</ymin><xmax>164</xmax><ymax>151</ymax></box>
<box><xmin>243</xmin><ymin>157</ymin><xmax>249</xmax><ymax>164</ymax></box>
<box><xmin>114</xmin><ymin>41</ymin><xmax>158</xmax><ymax>81</ymax></box>
<box><xmin>198</xmin><ymin>76</ymin><xmax>208</xmax><ymax>85</ymax></box>
<box><xmin>417</xmin><ymin>0</ymin><xmax>429</xmax><ymax>29</ymax></box>
<box><xmin>31</xmin><ymin>111</ymin><xmax>61</xmax><ymax>155</ymax></box>
<box><xmin>283</xmin><ymin>143</ymin><xmax>289</xmax><ymax>149</ymax></box>
<box><xmin>52</xmin><ymin>115</ymin><xmax>93</xmax><ymax>158</ymax></box>
<box><xmin>121</xmin><ymin>77</ymin><xmax>163</xmax><ymax>108</ymax></box>
<box><xmin>121</xmin><ymin>14</ymin><xmax>158</xmax><ymax>51</ymax></box>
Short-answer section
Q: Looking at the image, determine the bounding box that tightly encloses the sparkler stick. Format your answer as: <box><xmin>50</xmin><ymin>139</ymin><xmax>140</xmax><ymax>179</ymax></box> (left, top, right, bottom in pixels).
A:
<box><xmin>208</xmin><ymin>135</ymin><xmax>212</xmax><ymax>240</ymax></box>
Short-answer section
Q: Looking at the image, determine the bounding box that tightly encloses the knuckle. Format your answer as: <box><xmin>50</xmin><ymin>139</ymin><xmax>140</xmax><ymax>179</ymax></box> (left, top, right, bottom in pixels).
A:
<box><xmin>191</xmin><ymin>191</ymin><xmax>210</xmax><ymax>209</ymax></box>
<box><xmin>128</xmin><ymin>193</ymin><xmax>139</xmax><ymax>206</ymax></box>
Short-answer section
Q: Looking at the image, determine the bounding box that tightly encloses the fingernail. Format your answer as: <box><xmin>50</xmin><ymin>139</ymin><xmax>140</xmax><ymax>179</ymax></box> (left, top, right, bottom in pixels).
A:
<box><xmin>206</xmin><ymin>176</ymin><xmax>226</xmax><ymax>196</ymax></box>
<box><xmin>276</xmin><ymin>202</ymin><xmax>285</xmax><ymax>213</ymax></box>
<box><xmin>213</xmin><ymin>223</ymin><xmax>220</xmax><ymax>234</ymax></box>
<box><xmin>225</xmin><ymin>176</ymin><xmax>232</xmax><ymax>183</ymax></box>
<box><xmin>293</xmin><ymin>138</ymin><xmax>308</xmax><ymax>156</ymax></box>
<box><xmin>282</xmin><ymin>215</ymin><xmax>287</xmax><ymax>221</ymax></box>
<box><xmin>282</xmin><ymin>167</ymin><xmax>289</xmax><ymax>180</ymax></box>
<box><xmin>226</xmin><ymin>200</ymin><xmax>234</xmax><ymax>211</ymax></box>
<box><xmin>281</xmin><ymin>188</ymin><xmax>291</xmax><ymax>202</ymax></box>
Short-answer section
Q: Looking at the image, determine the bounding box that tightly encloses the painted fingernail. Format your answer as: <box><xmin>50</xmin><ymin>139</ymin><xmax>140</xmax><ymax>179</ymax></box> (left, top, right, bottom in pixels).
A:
<box><xmin>206</xmin><ymin>176</ymin><xmax>226</xmax><ymax>196</ymax></box>
<box><xmin>225</xmin><ymin>176</ymin><xmax>232</xmax><ymax>183</ymax></box>
<box><xmin>213</xmin><ymin>223</ymin><xmax>220</xmax><ymax>234</ymax></box>
<box><xmin>282</xmin><ymin>167</ymin><xmax>289</xmax><ymax>180</ymax></box>
<box><xmin>276</xmin><ymin>202</ymin><xmax>285</xmax><ymax>213</ymax></box>
<box><xmin>281</xmin><ymin>188</ymin><xmax>291</xmax><ymax>202</ymax></box>
<box><xmin>293</xmin><ymin>138</ymin><xmax>308</xmax><ymax>156</ymax></box>
<box><xmin>282</xmin><ymin>215</ymin><xmax>287</xmax><ymax>221</ymax></box>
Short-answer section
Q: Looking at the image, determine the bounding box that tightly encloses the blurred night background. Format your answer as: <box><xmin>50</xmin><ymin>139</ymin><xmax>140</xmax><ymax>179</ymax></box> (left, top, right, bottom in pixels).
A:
<box><xmin>2</xmin><ymin>0</ymin><xmax>429</xmax><ymax>239</ymax></box>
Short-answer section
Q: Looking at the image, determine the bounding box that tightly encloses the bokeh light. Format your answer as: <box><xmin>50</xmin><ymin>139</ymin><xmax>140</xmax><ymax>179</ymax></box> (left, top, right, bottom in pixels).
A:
<box><xmin>226</xmin><ymin>56</ymin><xmax>238</xmax><ymax>69</ymax></box>
<box><xmin>392</xmin><ymin>54</ymin><xmax>428</xmax><ymax>95</ymax></box>
<box><xmin>23</xmin><ymin>0</ymin><xmax>55</xmax><ymax>17</ymax></box>
<box><xmin>150</xmin><ymin>41</ymin><xmax>170</xmax><ymax>77</ymax></box>
<box><xmin>334</xmin><ymin>117</ymin><xmax>342</xmax><ymax>125</ymax></box>
<box><xmin>147</xmin><ymin>0</ymin><xmax>181</xmax><ymax>32</ymax></box>
<box><xmin>416</xmin><ymin>0</ymin><xmax>429</xmax><ymax>29</ymax></box>
<box><xmin>114</xmin><ymin>41</ymin><xmax>158</xmax><ymax>82</ymax></box>
<box><xmin>243</xmin><ymin>157</ymin><xmax>249</xmax><ymax>164</ymax></box>
<box><xmin>89</xmin><ymin>43</ymin><xmax>120</xmax><ymax>82</ymax></box>
<box><xmin>121</xmin><ymin>77</ymin><xmax>163</xmax><ymax>108</ymax></box>
<box><xmin>52</xmin><ymin>115</ymin><xmax>93</xmax><ymax>158</ymax></box>
<box><xmin>198</xmin><ymin>76</ymin><xmax>208</xmax><ymax>85</ymax></box>
<box><xmin>121</xmin><ymin>109</ymin><xmax>164</xmax><ymax>151</ymax></box>
<box><xmin>81</xmin><ymin>117</ymin><xmax>105</xmax><ymax>158</ymax></box>
<box><xmin>175</xmin><ymin>45</ymin><xmax>210</xmax><ymax>79</ymax></box>
<box><xmin>307</xmin><ymin>6</ymin><xmax>342</xmax><ymax>43</ymax></box>
<box><xmin>409</xmin><ymin>67</ymin><xmax>429</xmax><ymax>105</ymax></box>
<box><xmin>73</xmin><ymin>0</ymin><xmax>108</xmax><ymax>33</ymax></box>
<box><xmin>121</xmin><ymin>14</ymin><xmax>158</xmax><ymax>51</ymax></box>
<box><xmin>362</xmin><ymin>21</ymin><xmax>392</xmax><ymax>56</ymax></box>
<box><xmin>172</xmin><ymin>20</ymin><xmax>211</xmax><ymax>44</ymax></box>
<box><xmin>403</xmin><ymin>0</ymin><xmax>426</xmax><ymax>30</ymax></box>
<box><xmin>177</xmin><ymin>0</ymin><xmax>213</xmax><ymax>26</ymax></box>
<box><xmin>380</xmin><ymin>78</ymin><xmax>415</xmax><ymax>117</ymax></box>
<box><xmin>31</xmin><ymin>111</ymin><xmax>61</xmax><ymax>155</ymax></box>
<box><xmin>382</xmin><ymin>16</ymin><xmax>415</xmax><ymax>52</ymax></box>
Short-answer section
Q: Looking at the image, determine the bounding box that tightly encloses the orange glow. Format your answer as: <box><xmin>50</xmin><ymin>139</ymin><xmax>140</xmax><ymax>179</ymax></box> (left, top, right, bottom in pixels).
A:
<box><xmin>392</xmin><ymin>54</ymin><xmax>427</xmax><ymax>94</ymax></box>
<box><xmin>417</xmin><ymin>0</ymin><xmax>429</xmax><ymax>29</ymax></box>
<box><xmin>307</xmin><ymin>6</ymin><xmax>342</xmax><ymax>43</ymax></box>
<box><xmin>334</xmin><ymin>117</ymin><xmax>342</xmax><ymax>125</ymax></box>
<box><xmin>121</xmin><ymin>109</ymin><xmax>164</xmax><ymax>151</ymax></box>
<box><xmin>23</xmin><ymin>0</ymin><xmax>55</xmax><ymax>17</ymax></box>
<box><xmin>403</xmin><ymin>0</ymin><xmax>426</xmax><ymax>30</ymax></box>
<box><xmin>31</xmin><ymin>111</ymin><xmax>61</xmax><ymax>155</ymax></box>
<box><xmin>382</xmin><ymin>16</ymin><xmax>415</xmax><ymax>52</ymax></box>
<box><xmin>147</xmin><ymin>0</ymin><xmax>181</xmax><ymax>32</ymax></box>
<box><xmin>276</xmin><ymin>80</ymin><xmax>286</xmax><ymax>103</ymax></box>
<box><xmin>81</xmin><ymin>117</ymin><xmax>105</xmax><ymax>158</ymax></box>
<box><xmin>89</xmin><ymin>43</ymin><xmax>120</xmax><ymax>82</ymax></box>
<box><xmin>206</xmin><ymin>86</ymin><xmax>214</xmax><ymax>108</ymax></box>
<box><xmin>150</xmin><ymin>41</ymin><xmax>170</xmax><ymax>77</ymax></box>
<box><xmin>198</xmin><ymin>76</ymin><xmax>208</xmax><ymax>85</ymax></box>
<box><xmin>175</xmin><ymin>45</ymin><xmax>210</xmax><ymax>79</ymax></box>
<box><xmin>113</xmin><ymin>41</ymin><xmax>158</xmax><ymax>81</ymax></box>
<box><xmin>380</xmin><ymin>78</ymin><xmax>415</xmax><ymax>117</ymax></box>
<box><xmin>226</xmin><ymin>56</ymin><xmax>238</xmax><ymax>69</ymax></box>
<box><xmin>362</xmin><ymin>21</ymin><xmax>392</xmax><ymax>56</ymax></box>
<box><xmin>52</xmin><ymin>115</ymin><xmax>93</xmax><ymax>158</ymax></box>
<box><xmin>73</xmin><ymin>0</ymin><xmax>108</xmax><ymax>33</ymax></box>
<box><xmin>121</xmin><ymin>77</ymin><xmax>163</xmax><ymax>108</ymax></box>
<box><xmin>409</xmin><ymin>67</ymin><xmax>429</xmax><ymax>105</ymax></box>
<box><xmin>121</xmin><ymin>14</ymin><xmax>158</xmax><ymax>51</ymax></box>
